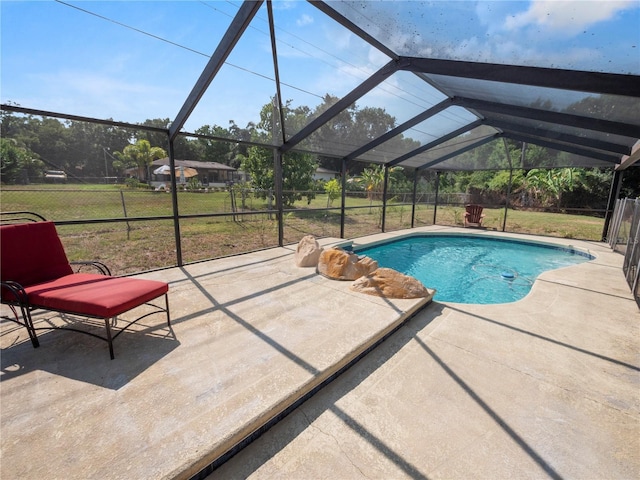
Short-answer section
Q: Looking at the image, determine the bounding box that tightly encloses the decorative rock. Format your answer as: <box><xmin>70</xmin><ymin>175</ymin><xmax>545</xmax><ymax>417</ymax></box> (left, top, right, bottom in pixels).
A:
<box><xmin>350</xmin><ymin>267</ymin><xmax>435</xmax><ymax>299</ymax></box>
<box><xmin>294</xmin><ymin>235</ymin><xmax>323</xmax><ymax>267</ymax></box>
<box><xmin>317</xmin><ymin>247</ymin><xmax>378</xmax><ymax>280</ymax></box>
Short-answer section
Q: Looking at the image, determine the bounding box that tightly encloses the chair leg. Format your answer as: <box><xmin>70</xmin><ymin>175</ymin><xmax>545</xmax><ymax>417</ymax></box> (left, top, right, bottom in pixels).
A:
<box><xmin>25</xmin><ymin>310</ymin><xmax>40</xmax><ymax>348</ymax></box>
<box><xmin>104</xmin><ymin>317</ymin><xmax>115</xmax><ymax>360</ymax></box>
<box><xmin>164</xmin><ymin>294</ymin><xmax>171</xmax><ymax>327</ymax></box>
<box><xmin>14</xmin><ymin>304</ymin><xmax>40</xmax><ymax>348</ymax></box>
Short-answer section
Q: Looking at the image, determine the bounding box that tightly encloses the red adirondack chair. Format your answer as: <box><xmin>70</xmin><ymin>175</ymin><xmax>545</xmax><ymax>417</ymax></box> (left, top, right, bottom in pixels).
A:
<box><xmin>464</xmin><ymin>204</ymin><xmax>485</xmax><ymax>228</ymax></box>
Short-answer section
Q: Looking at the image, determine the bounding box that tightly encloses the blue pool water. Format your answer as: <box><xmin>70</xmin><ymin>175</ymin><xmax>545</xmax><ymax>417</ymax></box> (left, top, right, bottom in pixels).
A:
<box><xmin>354</xmin><ymin>235</ymin><xmax>593</xmax><ymax>304</ymax></box>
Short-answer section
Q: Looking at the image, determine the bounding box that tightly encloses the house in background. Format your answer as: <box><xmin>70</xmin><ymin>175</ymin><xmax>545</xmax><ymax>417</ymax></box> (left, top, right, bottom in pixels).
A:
<box><xmin>147</xmin><ymin>161</ymin><xmax>337</xmax><ymax>189</ymax></box>
<box><xmin>151</xmin><ymin>158</ymin><xmax>237</xmax><ymax>188</ymax></box>
<box><xmin>313</xmin><ymin>167</ymin><xmax>340</xmax><ymax>182</ymax></box>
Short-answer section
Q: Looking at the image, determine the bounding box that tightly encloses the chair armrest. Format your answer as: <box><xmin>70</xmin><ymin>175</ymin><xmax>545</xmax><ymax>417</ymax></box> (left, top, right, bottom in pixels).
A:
<box><xmin>70</xmin><ymin>261</ymin><xmax>111</xmax><ymax>276</ymax></box>
<box><xmin>1</xmin><ymin>280</ymin><xmax>29</xmax><ymax>304</ymax></box>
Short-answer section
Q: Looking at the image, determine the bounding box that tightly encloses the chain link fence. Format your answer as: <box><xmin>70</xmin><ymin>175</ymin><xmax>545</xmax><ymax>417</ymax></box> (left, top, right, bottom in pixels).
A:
<box><xmin>1</xmin><ymin>183</ymin><xmax>615</xmax><ymax>275</ymax></box>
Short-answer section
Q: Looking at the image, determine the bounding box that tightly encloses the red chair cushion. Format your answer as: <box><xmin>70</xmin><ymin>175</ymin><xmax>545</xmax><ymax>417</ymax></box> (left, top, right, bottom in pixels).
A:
<box><xmin>24</xmin><ymin>273</ymin><xmax>168</xmax><ymax>318</ymax></box>
<box><xmin>1</xmin><ymin>222</ymin><xmax>73</xmax><ymax>288</ymax></box>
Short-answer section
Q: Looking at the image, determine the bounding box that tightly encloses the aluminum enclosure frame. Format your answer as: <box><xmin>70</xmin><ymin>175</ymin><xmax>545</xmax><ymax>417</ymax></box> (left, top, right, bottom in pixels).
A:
<box><xmin>2</xmin><ymin>0</ymin><xmax>639</xmax><ymax>268</ymax></box>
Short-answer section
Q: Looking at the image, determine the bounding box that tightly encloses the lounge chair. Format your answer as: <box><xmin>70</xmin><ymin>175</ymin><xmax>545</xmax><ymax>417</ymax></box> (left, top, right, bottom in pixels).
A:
<box><xmin>1</xmin><ymin>220</ymin><xmax>170</xmax><ymax>359</ymax></box>
<box><xmin>464</xmin><ymin>204</ymin><xmax>485</xmax><ymax>228</ymax></box>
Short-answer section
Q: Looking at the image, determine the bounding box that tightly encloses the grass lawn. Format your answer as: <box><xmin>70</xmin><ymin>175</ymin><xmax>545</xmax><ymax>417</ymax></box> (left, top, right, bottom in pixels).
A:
<box><xmin>1</xmin><ymin>185</ymin><xmax>605</xmax><ymax>274</ymax></box>
<box><xmin>431</xmin><ymin>206</ymin><xmax>604</xmax><ymax>240</ymax></box>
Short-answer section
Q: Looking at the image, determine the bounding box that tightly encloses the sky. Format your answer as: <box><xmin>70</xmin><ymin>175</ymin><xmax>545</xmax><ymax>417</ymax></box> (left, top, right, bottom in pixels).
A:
<box><xmin>1</xmin><ymin>0</ymin><xmax>639</xmax><ymax>137</ymax></box>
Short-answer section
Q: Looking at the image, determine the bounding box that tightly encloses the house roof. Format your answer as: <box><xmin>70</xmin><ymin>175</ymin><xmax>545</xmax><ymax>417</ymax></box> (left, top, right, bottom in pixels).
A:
<box><xmin>153</xmin><ymin>158</ymin><xmax>235</xmax><ymax>171</ymax></box>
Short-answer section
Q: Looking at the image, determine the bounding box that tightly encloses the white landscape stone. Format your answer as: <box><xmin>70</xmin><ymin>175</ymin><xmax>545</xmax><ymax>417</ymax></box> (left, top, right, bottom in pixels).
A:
<box><xmin>294</xmin><ymin>235</ymin><xmax>323</xmax><ymax>267</ymax></box>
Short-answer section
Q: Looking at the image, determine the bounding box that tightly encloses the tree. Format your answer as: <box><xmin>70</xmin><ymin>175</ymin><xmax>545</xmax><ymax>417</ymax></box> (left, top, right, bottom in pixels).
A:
<box><xmin>135</xmin><ymin>118</ymin><xmax>205</xmax><ymax>161</ymax></box>
<box><xmin>26</xmin><ymin>117</ymin><xmax>71</xmax><ymax>173</ymax></box>
<box><xmin>524</xmin><ymin>168</ymin><xmax>578</xmax><ymax>208</ymax></box>
<box><xmin>135</xmin><ymin>118</ymin><xmax>171</xmax><ymax>151</ymax></box>
<box><xmin>355</xmin><ymin>164</ymin><xmax>404</xmax><ymax>204</ymax></box>
<box><xmin>194</xmin><ymin>125</ymin><xmax>235</xmax><ymax>164</ymax></box>
<box><xmin>621</xmin><ymin>167</ymin><xmax>640</xmax><ymax>198</ymax></box>
<box><xmin>227</xmin><ymin>121</ymin><xmax>253</xmax><ymax>168</ymax></box>
<box><xmin>2</xmin><ymin>111</ymin><xmax>133</xmax><ymax>180</ymax></box>
<box><xmin>359</xmin><ymin>165</ymin><xmax>385</xmax><ymax>203</ymax></box>
<box><xmin>352</xmin><ymin>106</ymin><xmax>396</xmax><ymax>146</ymax></box>
<box><xmin>0</xmin><ymin>138</ymin><xmax>45</xmax><ymax>184</ymax></box>
<box><xmin>113</xmin><ymin>139</ymin><xmax>166</xmax><ymax>181</ymax></box>
<box><xmin>66</xmin><ymin>120</ymin><xmax>131</xmax><ymax>178</ymax></box>
<box><xmin>242</xmin><ymin>146</ymin><xmax>317</xmax><ymax>207</ymax></box>
<box><xmin>242</xmin><ymin>100</ymin><xmax>318</xmax><ymax>207</ymax></box>
<box><xmin>309</xmin><ymin>95</ymin><xmax>420</xmax><ymax>174</ymax></box>
<box><xmin>324</xmin><ymin>178</ymin><xmax>342</xmax><ymax>207</ymax></box>
<box><xmin>488</xmin><ymin>170</ymin><xmax>525</xmax><ymax>194</ymax></box>
<box><xmin>566</xmin><ymin>94</ymin><xmax>636</xmax><ymax>123</ymax></box>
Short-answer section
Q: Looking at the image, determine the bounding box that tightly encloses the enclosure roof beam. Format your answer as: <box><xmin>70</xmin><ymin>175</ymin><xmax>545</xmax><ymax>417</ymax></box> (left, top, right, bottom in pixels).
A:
<box><xmin>387</xmin><ymin>119</ymin><xmax>484</xmax><ymax>167</ymax></box>
<box><xmin>310</xmin><ymin>1</ymin><xmax>399</xmax><ymax>61</ymax></box>
<box><xmin>280</xmin><ymin>59</ymin><xmax>399</xmax><ymax>153</ymax></box>
<box><xmin>484</xmin><ymin>119</ymin><xmax>632</xmax><ymax>156</ymax></box>
<box><xmin>416</xmin><ymin>134</ymin><xmax>501</xmax><ymax>171</ymax></box>
<box><xmin>169</xmin><ymin>1</ymin><xmax>263</xmax><ymax>140</ymax></box>
<box><xmin>617</xmin><ymin>141</ymin><xmax>640</xmax><ymax>170</ymax></box>
<box><xmin>504</xmin><ymin>132</ymin><xmax>621</xmax><ymax>163</ymax></box>
<box><xmin>454</xmin><ymin>97</ymin><xmax>640</xmax><ymax>139</ymax></box>
<box><xmin>0</xmin><ymin>104</ymin><xmax>169</xmax><ymax>133</ymax></box>
<box><xmin>399</xmin><ymin>57</ymin><xmax>640</xmax><ymax>97</ymax></box>
<box><xmin>343</xmin><ymin>98</ymin><xmax>454</xmax><ymax>162</ymax></box>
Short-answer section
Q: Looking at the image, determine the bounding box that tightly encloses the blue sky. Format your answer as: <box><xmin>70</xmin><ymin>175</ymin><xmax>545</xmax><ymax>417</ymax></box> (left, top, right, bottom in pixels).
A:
<box><xmin>2</xmin><ymin>0</ymin><xmax>638</xmax><ymax>136</ymax></box>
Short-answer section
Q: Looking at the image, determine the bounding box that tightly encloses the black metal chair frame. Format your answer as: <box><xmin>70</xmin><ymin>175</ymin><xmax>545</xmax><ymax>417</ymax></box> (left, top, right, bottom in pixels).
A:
<box><xmin>1</xmin><ymin>212</ymin><xmax>171</xmax><ymax>359</ymax></box>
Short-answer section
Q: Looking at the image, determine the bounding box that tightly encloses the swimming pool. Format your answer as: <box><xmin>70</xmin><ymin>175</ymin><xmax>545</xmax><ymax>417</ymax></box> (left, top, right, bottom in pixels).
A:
<box><xmin>354</xmin><ymin>234</ymin><xmax>594</xmax><ymax>304</ymax></box>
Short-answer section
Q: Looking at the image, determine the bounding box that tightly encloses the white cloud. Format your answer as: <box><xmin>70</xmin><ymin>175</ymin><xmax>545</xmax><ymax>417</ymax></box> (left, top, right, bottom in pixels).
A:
<box><xmin>505</xmin><ymin>0</ymin><xmax>637</xmax><ymax>35</ymax></box>
<box><xmin>296</xmin><ymin>14</ymin><xmax>313</xmax><ymax>27</ymax></box>
<box><xmin>27</xmin><ymin>70</ymin><xmax>184</xmax><ymax>123</ymax></box>
<box><xmin>367</xmin><ymin>45</ymin><xmax>392</xmax><ymax>66</ymax></box>
<box><xmin>325</xmin><ymin>25</ymin><xmax>354</xmax><ymax>51</ymax></box>
<box><xmin>273</xmin><ymin>1</ymin><xmax>297</xmax><ymax>11</ymax></box>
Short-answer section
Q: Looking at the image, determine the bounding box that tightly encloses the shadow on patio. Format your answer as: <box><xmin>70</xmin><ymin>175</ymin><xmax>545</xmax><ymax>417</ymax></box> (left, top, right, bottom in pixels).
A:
<box><xmin>1</xmin><ymin>229</ymin><xmax>637</xmax><ymax>480</ymax></box>
<box><xmin>1</xmin><ymin>236</ymin><xmax>432</xmax><ymax>479</ymax></box>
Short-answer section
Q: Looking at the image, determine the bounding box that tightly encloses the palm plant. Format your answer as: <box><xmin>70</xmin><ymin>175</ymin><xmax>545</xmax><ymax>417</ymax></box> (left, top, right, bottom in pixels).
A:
<box><xmin>525</xmin><ymin>168</ymin><xmax>578</xmax><ymax>209</ymax></box>
<box><xmin>113</xmin><ymin>139</ymin><xmax>166</xmax><ymax>181</ymax></box>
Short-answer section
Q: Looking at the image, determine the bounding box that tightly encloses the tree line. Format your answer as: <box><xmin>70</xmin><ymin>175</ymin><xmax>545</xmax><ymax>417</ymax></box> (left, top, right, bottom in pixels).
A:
<box><xmin>1</xmin><ymin>93</ymin><xmax>638</xmax><ymax>209</ymax></box>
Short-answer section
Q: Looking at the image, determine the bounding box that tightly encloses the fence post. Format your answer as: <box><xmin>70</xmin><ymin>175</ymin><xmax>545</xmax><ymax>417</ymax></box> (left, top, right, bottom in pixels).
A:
<box><xmin>229</xmin><ymin>183</ymin><xmax>238</xmax><ymax>222</ymax></box>
<box><xmin>120</xmin><ymin>190</ymin><xmax>131</xmax><ymax>240</ymax></box>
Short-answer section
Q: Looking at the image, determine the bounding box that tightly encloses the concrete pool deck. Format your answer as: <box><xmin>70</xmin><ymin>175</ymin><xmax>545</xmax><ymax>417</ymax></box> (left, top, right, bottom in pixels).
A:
<box><xmin>1</xmin><ymin>226</ymin><xmax>638</xmax><ymax>479</ymax></box>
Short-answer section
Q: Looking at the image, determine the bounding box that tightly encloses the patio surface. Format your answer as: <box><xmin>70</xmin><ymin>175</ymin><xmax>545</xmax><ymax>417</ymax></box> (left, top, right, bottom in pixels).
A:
<box><xmin>1</xmin><ymin>227</ymin><xmax>638</xmax><ymax>479</ymax></box>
